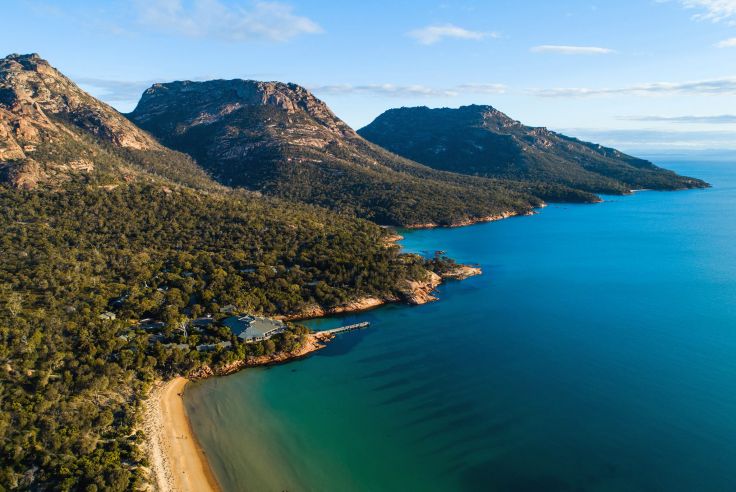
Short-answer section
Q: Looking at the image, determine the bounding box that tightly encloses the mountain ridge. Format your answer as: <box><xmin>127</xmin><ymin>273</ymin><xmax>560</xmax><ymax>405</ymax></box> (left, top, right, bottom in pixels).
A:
<box><xmin>128</xmin><ymin>80</ymin><xmax>599</xmax><ymax>227</ymax></box>
<box><xmin>0</xmin><ymin>53</ymin><xmax>478</xmax><ymax>489</ymax></box>
<box><xmin>358</xmin><ymin>104</ymin><xmax>708</xmax><ymax>194</ymax></box>
<box><xmin>0</xmin><ymin>53</ymin><xmax>218</xmax><ymax>190</ymax></box>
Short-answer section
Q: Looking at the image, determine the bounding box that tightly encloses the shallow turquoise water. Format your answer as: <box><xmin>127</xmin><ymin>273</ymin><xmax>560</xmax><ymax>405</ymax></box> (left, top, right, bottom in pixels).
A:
<box><xmin>186</xmin><ymin>159</ymin><xmax>736</xmax><ymax>492</ymax></box>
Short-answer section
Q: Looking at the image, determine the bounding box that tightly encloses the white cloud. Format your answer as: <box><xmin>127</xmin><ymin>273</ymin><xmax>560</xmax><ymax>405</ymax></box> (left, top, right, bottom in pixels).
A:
<box><xmin>530</xmin><ymin>45</ymin><xmax>616</xmax><ymax>55</ymax></box>
<box><xmin>407</xmin><ymin>24</ymin><xmax>497</xmax><ymax>45</ymax></box>
<box><xmin>534</xmin><ymin>76</ymin><xmax>736</xmax><ymax>97</ymax></box>
<box><xmin>76</xmin><ymin>77</ymin><xmax>159</xmax><ymax>103</ymax></box>
<box><xmin>310</xmin><ymin>83</ymin><xmax>507</xmax><ymax>98</ymax></box>
<box><xmin>619</xmin><ymin>114</ymin><xmax>736</xmax><ymax>123</ymax></box>
<box><xmin>311</xmin><ymin>84</ymin><xmax>459</xmax><ymax>97</ymax></box>
<box><xmin>559</xmin><ymin>128</ymin><xmax>736</xmax><ymax>150</ymax></box>
<box><xmin>715</xmin><ymin>37</ymin><xmax>736</xmax><ymax>47</ymax></box>
<box><xmin>133</xmin><ymin>0</ymin><xmax>323</xmax><ymax>42</ymax></box>
<box><xmin>677</xmin><ymin>0</ymin><xmax>736</xmax><ymax>23</ymax></box>
<box><xmin>455</xmin><ymin>83</ymin><xmax>507</xmax><ymax>94</ymax></box>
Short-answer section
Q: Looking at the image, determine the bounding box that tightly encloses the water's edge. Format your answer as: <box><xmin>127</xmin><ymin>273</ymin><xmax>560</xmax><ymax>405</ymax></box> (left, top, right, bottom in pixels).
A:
<box><xmin>186</xmin><ymin>160</ymin><xmax>736</xmax><ymax>492</ymax></box>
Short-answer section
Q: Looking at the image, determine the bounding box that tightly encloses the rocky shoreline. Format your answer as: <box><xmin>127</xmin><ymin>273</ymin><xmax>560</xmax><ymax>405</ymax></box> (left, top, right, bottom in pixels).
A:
<box><xmin>283</xmin><ymin>264</ymin><xmax>481</xmax><ymax>321</ymax></box>
<box><xmin>404</xmin><ymin>210</ymin><xmax>535</xmax><ymax>229</ymax></box>
<box><xmin>188</xmin><ymin>331</ymin><xmax>335</xmax><ymax>379</ymax></box>
<box><xmin>146</xmin><ymin>240</ymin><xmax>483</xmax><ymax>492</ymax></box>
<box><xmin>189</xmin><ymin>264</ymin><xmax>481</xmax><ymax>380</ymax></box>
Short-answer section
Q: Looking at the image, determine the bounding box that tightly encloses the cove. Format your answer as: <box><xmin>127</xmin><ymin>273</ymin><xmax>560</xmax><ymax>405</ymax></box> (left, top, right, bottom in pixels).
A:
<box><xmin>185</xmin><ymin>159</ymin><xmax>736</xmax><ymax>492</ymax></box>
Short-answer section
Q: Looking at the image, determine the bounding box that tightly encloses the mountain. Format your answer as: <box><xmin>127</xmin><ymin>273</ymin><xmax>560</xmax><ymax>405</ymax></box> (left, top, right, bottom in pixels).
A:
<box><xmin>358</xmin><ymin>105</ymin><xmax>708</xmax><ymax>194</ymax></box>
<box><xmin>0</xmin><ymin>54</ymin><xmax>462</xmax><ymax>489</ymax></box>
<box><xmin>0</xmin><ymin>53</ymin><xmax>216</xmax><ymax>190</ymax></box>
<box><xmin>127</xmin><ymin>80</ymin><xmax>597</xmax><ymax>227</ymax></box>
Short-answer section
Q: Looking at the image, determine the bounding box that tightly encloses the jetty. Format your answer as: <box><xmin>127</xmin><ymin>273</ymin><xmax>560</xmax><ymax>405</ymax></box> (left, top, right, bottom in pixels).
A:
<box><xmin>319</xmin><ymin>321</ymin><xmax>370</xmax><ymax>336</ymax></box>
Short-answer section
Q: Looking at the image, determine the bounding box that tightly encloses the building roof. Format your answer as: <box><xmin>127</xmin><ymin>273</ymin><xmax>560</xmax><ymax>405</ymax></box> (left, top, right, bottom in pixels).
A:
<box><xmin>196</xmin><ymin>341</ymin><xmax>232</xmax><ymax>352</ymax></box>
<box><xmin>222</xmin><ymin>315</ymin><xmax>285</xmax><ymax>341</ymax></box>
<box><xmin>191</xmin><ymin>317</ymin><xmax>214</xmax><ymax>327</ymax></box>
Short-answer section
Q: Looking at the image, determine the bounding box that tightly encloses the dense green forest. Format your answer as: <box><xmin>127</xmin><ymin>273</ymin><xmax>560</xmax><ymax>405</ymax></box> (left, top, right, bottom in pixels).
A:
<box><xmin>0</xmin><ymin>181</ymin><xmax>433</xmax><ymax>490</ymax></box>
<box><xmin>0</xmin><ymin>54</ymin><xmax>454</xmax><ymax>491</ymax></box>
<box><xmin>0</xmin><ymin>53</ymin><xmax>708</xmax><ymax>491</ymax></box>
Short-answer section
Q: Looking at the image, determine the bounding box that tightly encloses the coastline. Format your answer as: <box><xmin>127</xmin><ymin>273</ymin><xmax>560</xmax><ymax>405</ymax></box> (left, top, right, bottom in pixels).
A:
<box><xmin>282</xmin><ymin>264</ymin><xmax>482</xmax><ymax>321</ymax></box>
<box><xmin>143</xmin><ymin>377</ymin><xmax>221</xmax><ymax>492</ymax></box>
<box><xmin>403</xmin><ymin>210</ymin><xmax>533</xmax><ymax>229</ymax></box>
<box><xmin>144</xmin><ymin>334</ymin><xmax>334</xmax><ymax>491</ymax></box>
<box><xmin>188</xmin><ymin>331</ymin><xmax>334</xmax><ymax>378</ymax></box>
<box><xmin>143</xmin><ymin>242</ymin><xmax>483</xmax><ymax>491</ymax></box>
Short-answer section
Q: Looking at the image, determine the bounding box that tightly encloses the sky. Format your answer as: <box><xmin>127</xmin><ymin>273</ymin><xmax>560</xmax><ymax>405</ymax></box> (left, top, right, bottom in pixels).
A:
<box><xmin>3</xmin><ymin>0</ymin><xmax>736</xmax><ymax>153</ymax></box>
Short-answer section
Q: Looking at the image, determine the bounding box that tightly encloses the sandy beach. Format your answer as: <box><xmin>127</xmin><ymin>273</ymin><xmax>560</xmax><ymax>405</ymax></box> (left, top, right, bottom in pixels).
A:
<box><xmin>143</xmin><ymin>377</ymin><xmax>220</xmax><ymax>492</ymax></box>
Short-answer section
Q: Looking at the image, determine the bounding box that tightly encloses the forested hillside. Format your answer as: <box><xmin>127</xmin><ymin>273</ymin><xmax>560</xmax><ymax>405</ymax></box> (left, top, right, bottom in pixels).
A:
<box><xmin>128</xmin><ymin>80</ymin><xmax>597</xmax><ymax>227</ymax></box>
<box><xmin>0</xmin><ymin>53</ymin><xmax>440</xmax><ymax>490</ymax></box>
<box><xmin>358</xmin><ymin>105</ymin><xmax>708</xmax><ymax>194</ymax></box>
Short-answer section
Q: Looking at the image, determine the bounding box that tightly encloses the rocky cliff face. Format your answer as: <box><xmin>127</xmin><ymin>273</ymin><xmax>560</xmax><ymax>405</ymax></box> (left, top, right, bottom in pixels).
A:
<box><xmin>0</xmin><ymin>54</ymin><xmax>157</xmax><ymax>152</ymax></box>
<box><xmin>0</xmin><ymin>54</ymin><xmax>216</xmax><ymax>189</ymax></box>
<box><xmin>358</xmin><ymin>105</ymin><xmax>708</xmax><ymax>194</ymax></box>
<box><xmin>131</xmin><ymin>79</ymin><xmax>357</xmax><ymax>141</ymax></box>
<box><xmin>128</xmin><ymin>80</ymin><xmax>560</xmax><ymax>226</ymax></box>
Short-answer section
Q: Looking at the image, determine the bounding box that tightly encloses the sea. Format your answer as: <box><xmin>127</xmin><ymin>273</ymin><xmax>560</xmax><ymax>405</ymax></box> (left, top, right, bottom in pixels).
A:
<box><xmin>185</xmin><ymin>157</ymin><xmax>736</xmax><ymax>492</ymax></box>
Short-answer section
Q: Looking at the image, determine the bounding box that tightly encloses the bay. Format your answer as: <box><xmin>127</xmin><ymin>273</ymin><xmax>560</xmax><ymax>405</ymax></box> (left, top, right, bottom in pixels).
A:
<box><xmin>186</xmin><ymin>158</ymin><xmax>736</xmax><ymax>492</ymax></box>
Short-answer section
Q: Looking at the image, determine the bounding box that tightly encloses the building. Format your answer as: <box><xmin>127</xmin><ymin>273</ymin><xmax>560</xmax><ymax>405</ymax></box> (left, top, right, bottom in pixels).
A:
<box><xmin>191</xmin><ymin>316</ymin><xmax>215</xmax><ymax>329</ymax></box>
<box><xmin>219</xmin><ymin>304</ymin><xmax>237</xmax><ymax>314</ymax></box>
<box><xmin>137</xmin><ymin>319</ymin><xmax>166</xmax><ymax>332</ymax></box>
<box><xmin>188</xmin><ymin>317</ymin><xmax>213</xmax><ymax>333</ymax></box>
<box><xmin>196</xmin><ymin>341</ymin><xmax>232</xmax><ymax>352</ymax></box>
<box><xmin>222</xmin><ymin>315</ymin><xmax>286</xmax><ymax>342</ymax></box>
<box><xmin>163</xmin><ymin>343</ymin><xmax>190</xmax><ymax>351</ymax></box>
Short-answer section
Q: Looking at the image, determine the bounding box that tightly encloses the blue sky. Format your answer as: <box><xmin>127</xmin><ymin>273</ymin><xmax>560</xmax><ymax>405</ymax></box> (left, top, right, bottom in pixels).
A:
<box><xmin>3</xmin><ymin>0</ymin><xmax>736</xmax><ymax>152</ymax></box>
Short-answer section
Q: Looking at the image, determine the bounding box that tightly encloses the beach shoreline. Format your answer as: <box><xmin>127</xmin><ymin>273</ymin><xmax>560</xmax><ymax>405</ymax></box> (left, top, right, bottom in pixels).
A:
<box><xmin>143</xmin><ymin>254</ymin><xmax>483</xmax><ymax>490</ymax></box>
<box><xmin>143</xmin><ymin>377</ymin><xmax>221</xmax><ymax>492</ymax></box>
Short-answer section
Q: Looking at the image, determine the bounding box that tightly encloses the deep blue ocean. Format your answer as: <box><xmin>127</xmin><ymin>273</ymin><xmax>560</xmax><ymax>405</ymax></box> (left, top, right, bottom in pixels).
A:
<box><xmin>186</xmin><ymin>159</ymin><xmax>736</xmax><ymax>492</ymax></box>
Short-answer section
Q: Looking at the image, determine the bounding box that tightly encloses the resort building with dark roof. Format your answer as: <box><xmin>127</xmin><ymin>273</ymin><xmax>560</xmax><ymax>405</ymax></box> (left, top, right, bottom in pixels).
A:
<box><xmin>222</xmin><ymin>315</ymin><xmax>286</xmax><ymax>342</ymax></box>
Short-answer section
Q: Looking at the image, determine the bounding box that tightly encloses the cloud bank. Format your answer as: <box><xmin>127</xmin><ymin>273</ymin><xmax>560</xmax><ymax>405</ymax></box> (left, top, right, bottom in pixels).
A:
<box><xmin>76</xmin><ymin>77</ymin><xmax>159</xmax><ymax>103</ymax></box>
<box><xmin>560</xmin><ymin>128</ymin><xmax>736</xmax><ymax>150</ymax></box>
<box><xmin>530</xmin><ymin>45</ymin><xmax>615</xmax><ymax>55</ymax></box>
<box><xmin>407</xmin><ymin>24</ymin><xmax>497</xmax><ymax>45</ymax></box>
<box><xmin>677</xmin><ymin>0</ymin><xmax>736</xmax><ymax>24</ymax></box>
<box><xmin>534</xmin><ymin>76</ymin><xmax>736</xmax><ymax>97</ymax></box>
<box><xmin>620</xmin><ymin>114</ymin><xmax>736</xmax><ymax>123</ymax></box>
<box><xmin>310</xmin><ymin>83</ymin><xmax>506</xmax><ymax>98</ymax></box>
<box><xmin>715</xmin><ymin>37</ymin><xmax>736</xmax><ymax>47</ymax></box>
<box><xmin>133</xmin><ymin>0</ymin><xmax>323</xmax><ymax>42</ymax></box>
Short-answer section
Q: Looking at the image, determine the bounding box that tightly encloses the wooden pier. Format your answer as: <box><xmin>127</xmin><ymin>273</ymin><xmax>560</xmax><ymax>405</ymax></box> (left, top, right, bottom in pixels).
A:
<box><xmin>319</xmin><ymin>321</ymin><xmax>370</xmax><ymax>336</ymax></box>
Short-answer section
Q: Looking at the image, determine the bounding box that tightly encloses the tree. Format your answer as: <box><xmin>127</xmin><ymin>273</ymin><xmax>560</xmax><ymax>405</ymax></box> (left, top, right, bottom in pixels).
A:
<box><xmin>6</xmin><ymin>292</ymin><xmax>22</xmax><ymax>317</ymax></box>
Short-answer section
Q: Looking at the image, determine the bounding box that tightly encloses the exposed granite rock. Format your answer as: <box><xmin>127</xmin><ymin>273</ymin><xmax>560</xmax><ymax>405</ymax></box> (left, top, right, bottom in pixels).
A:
<box><xmin>0</xmin><ymin>53</ymin><xmax>158</xmax><ymax>152</ymax></box>
<box><xmin>127</xmin><ymin>78</ymin><xmax>546</xmax><ymax>227</ymax></box>
<box><xmin>440</xmin><ymin>265</ymin><xmax>482</xmax><ymax>280</ymax></box>
<box><xmin>399</xmin><ymin>270</ymin><xmax>442</xmax><ymax>304</ymax></box>
<box><xmin>132</xmin><ymin>79</ymin><xmax>356</xmax><ymax>139</ymax></box>
<box><xmin>1</xmin><ymin>158</ymin><xmax>46</xmax><ymax>189</ymax></box>
<box><xmin>405</xmin><ymin>211</ymin><xmax>524</xmax><ymax>229</ymax></box>
<box><xmin>284</xmin><ymin>296</ymin><xmax>392</xmax><ymax>320</ymax></box>
<box><xmin>188</xmin><ymin>331</ymin><xmax>333</xmax><ymax>379</ymax></box>
<box><xmin>0</xmin><ymin>53</ymin><xmax>216</xmax><ymax>190</ymax></box>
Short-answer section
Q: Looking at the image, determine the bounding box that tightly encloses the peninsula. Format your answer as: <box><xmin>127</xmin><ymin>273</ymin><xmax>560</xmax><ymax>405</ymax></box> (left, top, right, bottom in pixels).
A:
<box><xmin>0</xmin><ymin>52</ymin><xmax>703</xmax><ymax>490</ymax></box>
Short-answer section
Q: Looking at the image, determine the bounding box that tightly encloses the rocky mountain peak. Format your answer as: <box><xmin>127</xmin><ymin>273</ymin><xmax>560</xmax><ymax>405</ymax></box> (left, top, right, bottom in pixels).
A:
<box><xmin>0</xmin><ymin>53</ymin><xmax>169</xmax><ymax>188</ymax></box>
<box><xmin>358</xmin><ymin>105</ymin><xmax>708</xmax><ymax>194</ymax></box>
<box><xmin>130</xmin><ymin>79</ymin><xmax>356</xmax><ymax>139</ymax></box>
<box><xmin>0</xmin><ymin>53</ymin><xmax>158</xmax><ymax>154</ymax></box>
